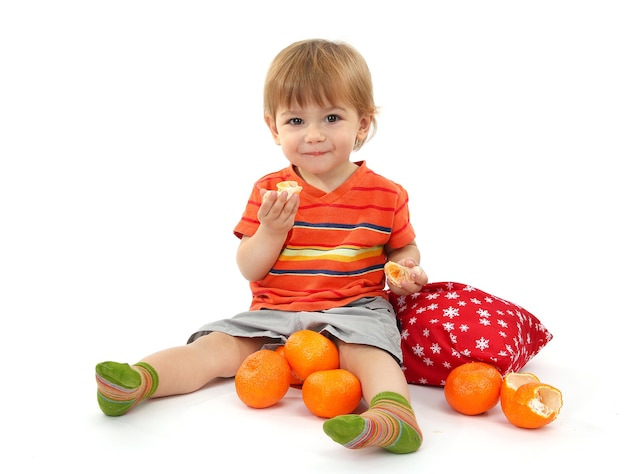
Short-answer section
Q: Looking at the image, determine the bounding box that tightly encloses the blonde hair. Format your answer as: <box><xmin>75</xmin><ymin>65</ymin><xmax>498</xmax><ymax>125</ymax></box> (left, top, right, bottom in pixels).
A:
<box><xmin>263</xmin><ymin>39</ymin><xmax>377</xmax><ymax>150</ymax></box>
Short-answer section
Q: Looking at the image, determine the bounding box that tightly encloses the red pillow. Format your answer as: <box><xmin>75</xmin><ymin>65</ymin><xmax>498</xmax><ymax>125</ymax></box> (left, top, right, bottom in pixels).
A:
<box><xmin>388</xmin><ymin>282</ymin><xmax>553</xmax><ymax>386</ymax></box>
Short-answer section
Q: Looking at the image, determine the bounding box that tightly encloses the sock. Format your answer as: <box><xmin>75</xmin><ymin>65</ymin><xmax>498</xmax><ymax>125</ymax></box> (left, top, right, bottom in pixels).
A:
<box><xmin>323</xmin><ymin>391</ymin><xmax>423</xmax><ymax>454</ymax></box>
<box><xmin>95</xmin><ymin>361</ymin><xmax>158</xmax><ymax>416</ymax></box>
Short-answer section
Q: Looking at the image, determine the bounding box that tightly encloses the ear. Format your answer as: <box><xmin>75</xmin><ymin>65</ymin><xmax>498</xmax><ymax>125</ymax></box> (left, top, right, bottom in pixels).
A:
<box><xmin>356</xmin><ymin>114</ymin><xmax>372</xmax><ymax>142</ymax></box>
<box><xmin>265</xmin><ymin>115</ymin><xmax>281</xmax><ymax>145</ymax></box>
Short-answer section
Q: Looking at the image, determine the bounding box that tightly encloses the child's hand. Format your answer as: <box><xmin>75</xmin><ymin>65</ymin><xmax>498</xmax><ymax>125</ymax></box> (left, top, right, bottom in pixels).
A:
<box><xmin>258</xmin><ymin>188</ymin><xmax>300</xmax><ymax>235</ymax></box>
<box><xmin>385</xmin><ymin>259</ymin><xmax>428</xmax><ymax>296</ymax></box>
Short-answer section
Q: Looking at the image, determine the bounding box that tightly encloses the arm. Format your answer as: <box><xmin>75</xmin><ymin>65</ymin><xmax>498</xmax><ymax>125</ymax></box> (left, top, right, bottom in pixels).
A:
<box><xmin>236</xmin><ymin>190</ymin><xmax>300</xmax><ymax>282</ymax></box>
<box><xmin>385</xmin><ymin>240</ymin><xmax>428</xmax><ymax>296</ymax></box>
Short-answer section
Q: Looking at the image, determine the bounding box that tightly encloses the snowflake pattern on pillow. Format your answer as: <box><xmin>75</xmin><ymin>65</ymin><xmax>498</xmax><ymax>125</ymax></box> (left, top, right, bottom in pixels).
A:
<box><xmin>388</xmin><ymin>282</ymin><xmax>553</xmax><ymax>386</ymax></box>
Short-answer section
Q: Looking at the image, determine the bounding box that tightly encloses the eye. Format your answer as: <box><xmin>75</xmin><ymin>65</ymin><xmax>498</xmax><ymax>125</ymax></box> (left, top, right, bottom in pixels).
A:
<box><xmin>326</xmin><ymin>114</ymin><xmax>340</xmax><ymax>123</ymax></box>
<box><xmin>288</xmin><ymin>117</ymin><xmax>303</xmax><ymax>125</ymax></box>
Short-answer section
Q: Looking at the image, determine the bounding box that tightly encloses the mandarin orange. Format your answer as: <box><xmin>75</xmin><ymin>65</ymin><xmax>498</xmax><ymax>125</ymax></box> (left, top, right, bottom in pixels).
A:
<box><xmin>384</xmin><ymin>261</ymin><xmax>413</xmax><ymax>287</ymax></box>
<box><xmin>235</xmin><ymin>349</ymin><xmax>291</xmax><ymax>409</ymax></box>
<box><xmin>444</xmin><ymin>362</ymin><xmax>503</xmax><ymax>415</ymax></box>
<box><xmin>284</xmin><ymin>330</ymin><xmax>339</xmax><ymax>382</ymax></box>
<box><xmin>500</xmin><ymin>374</ymin><xmax>563</xmax><ymax>429</ymax></box>
<box><xmin>276</xmin><ymin>180</ymin><xmax>302</xmax><ymax>196</ymax></box>
<box><xmin>500</xmin><ymin>372</ymin><xmax>540</xmax><ymax>413</ymax></box>
<box><xmin>302</xmin><ymin>369</ymin><xmax>362</xmax><ymax>418</ymax></box>
<box><xmin>275</xmin><ymin>345</ymin><xmax>304</xmax><ymax>386</ymax></box>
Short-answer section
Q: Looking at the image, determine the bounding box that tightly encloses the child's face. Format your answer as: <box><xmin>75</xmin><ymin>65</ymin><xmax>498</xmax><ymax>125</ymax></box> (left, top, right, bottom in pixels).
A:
<box><xmin>266</xmin><ymin>101</ymin><xmax>371</xmax><ymax>180</ymax></box>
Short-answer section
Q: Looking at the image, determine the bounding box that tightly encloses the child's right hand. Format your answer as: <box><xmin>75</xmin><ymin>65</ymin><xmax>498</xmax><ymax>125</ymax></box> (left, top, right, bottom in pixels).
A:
<box><xmin>258</xmin><ymin>188</ymin><xmax>300</xmax><ymax>235</ymax></box>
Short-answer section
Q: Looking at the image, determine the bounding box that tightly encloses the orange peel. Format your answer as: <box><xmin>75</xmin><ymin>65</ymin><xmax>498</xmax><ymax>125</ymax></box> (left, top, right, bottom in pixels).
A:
<box><xmin>500</xmin><ymin>372</ymin><xmax>563</xmax><ymax>429</ymax></box>
<box><xmin>502</xmin><ymin>381</ymin><xmax>563</xmax><ymax>428</ymax></box>
<box><xmin>500</xmin><ymin>372</ymin><xmax>540</xmax><ymax>412</ymax></box>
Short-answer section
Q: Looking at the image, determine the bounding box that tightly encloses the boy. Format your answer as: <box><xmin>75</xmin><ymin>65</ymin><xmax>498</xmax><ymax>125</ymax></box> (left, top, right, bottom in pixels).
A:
<box><xmin>96</xmin><ymin>38</ymin><xmax>428</xmax><ymax>454</ymax></box>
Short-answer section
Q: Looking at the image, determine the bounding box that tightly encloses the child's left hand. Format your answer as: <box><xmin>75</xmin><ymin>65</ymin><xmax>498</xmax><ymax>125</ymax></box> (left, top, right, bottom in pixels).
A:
<box><xmin>386</xmin><ymin>259</ymin><xmax>428</xmax><ymax>296</ymax></box>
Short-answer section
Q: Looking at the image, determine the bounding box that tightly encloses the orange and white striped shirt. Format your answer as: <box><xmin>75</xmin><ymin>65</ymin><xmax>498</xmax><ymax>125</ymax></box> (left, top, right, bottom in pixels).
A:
<box><xmin>234</xmin><ymin>161</ymin><xmax>416</xmax><ymax>312</ymax></box>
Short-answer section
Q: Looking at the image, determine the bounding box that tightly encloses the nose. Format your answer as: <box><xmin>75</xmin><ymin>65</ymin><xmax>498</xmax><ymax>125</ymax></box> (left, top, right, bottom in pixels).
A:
<box><xmin>304</xmin><ymin>124</ymin><xmax>325</xmax><ymax>143</ymax></box>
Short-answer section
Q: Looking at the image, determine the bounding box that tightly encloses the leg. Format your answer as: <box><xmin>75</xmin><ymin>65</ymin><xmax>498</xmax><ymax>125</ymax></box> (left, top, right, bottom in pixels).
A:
<box><xmin>336</xmin><ymin>342</ymin><xmax>411</xmax><ymax>403</ymax></box>
<box><xmin>96</xmin><ymin>332</ymin><xmax>270</xmax><ymax>416</ymax></box>
<box><xmin>322</xmin><ymin>342</ymin><xmax>423</xmax><ymax>454</ymax></box>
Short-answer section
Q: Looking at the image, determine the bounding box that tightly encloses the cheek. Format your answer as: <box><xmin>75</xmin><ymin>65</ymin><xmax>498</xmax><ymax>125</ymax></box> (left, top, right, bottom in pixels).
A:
<box><xmin>278</xmin><ymin>132</ymin><xmax>299</xmax><ymax>148</ymax></box>
<box><xmin>338</xmin><ymin>134</ymin><xmax>357</xmax><ymax>151</ymax></box>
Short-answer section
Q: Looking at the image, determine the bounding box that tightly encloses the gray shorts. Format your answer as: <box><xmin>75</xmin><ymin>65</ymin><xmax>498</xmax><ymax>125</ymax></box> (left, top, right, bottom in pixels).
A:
<box><xmin>187</xmin><ymin>296</ymin><xmax>403</xmax><ymax>363</ymax></box>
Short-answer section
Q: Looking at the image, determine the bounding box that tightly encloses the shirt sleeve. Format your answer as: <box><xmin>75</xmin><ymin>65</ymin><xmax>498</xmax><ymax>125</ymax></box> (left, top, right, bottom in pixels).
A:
<box><xmin>233</xmin><ymin>185</ymin><xmax>262</xmax><ymax>239</ymax></box>
<box><xmin>386</xmin><ymin>183</ymin><xmax>416</xmax><ymax>250</ymax></box>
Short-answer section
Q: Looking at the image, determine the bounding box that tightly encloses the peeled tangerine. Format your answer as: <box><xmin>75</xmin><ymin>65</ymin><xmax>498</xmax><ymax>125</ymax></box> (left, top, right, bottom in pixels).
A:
<box><xmin>500</xmin><ymin>372</ymin><xmax>563</xmax><ymax>429</ymax></box>
<box><xmin>263</xmin><ymin>180</ymin><xmax>302</xmax><ymax>201</ymax></box>
<box><xmin>384</xmin><ymin>261</ymin><xmax>413</xmax><ymax>287</ymax></box>
<box><xmin>276</xmin><ymin>180</ymin><xmax>302</xmax><ymax>195</ymax></box>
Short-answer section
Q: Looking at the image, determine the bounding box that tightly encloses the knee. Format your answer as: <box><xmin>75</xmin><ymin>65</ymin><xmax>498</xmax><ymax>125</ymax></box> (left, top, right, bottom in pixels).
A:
<box><xmin>192</xmin><ymin>332</ymin><xmax>270</xmax><ymax>373</ymax></box>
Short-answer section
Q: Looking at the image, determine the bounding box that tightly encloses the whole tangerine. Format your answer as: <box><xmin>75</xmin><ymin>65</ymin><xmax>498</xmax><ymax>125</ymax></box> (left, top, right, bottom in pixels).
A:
<box><xmin>302</xmin><ymin>369</ymin><xmax>362</xmax><ymax>418</ymax></box>
<box><xmin>284</xmin><ymin>330</ymin><xmax>339</xmax><ymax>382</ymax></box>
<box><xmin>235</xmin><ymin>349</ymin><xmax>291</xmax><ymax>409</ymax></box>
<box><xmin>444</xmin><ymin>362</ymin><xmax>503</xmax><ymax>415</ymax></box>
<box><xmin>275</xmin><ymin>345</ymin><xmax>304</xmax><ymax>386</ymax></box>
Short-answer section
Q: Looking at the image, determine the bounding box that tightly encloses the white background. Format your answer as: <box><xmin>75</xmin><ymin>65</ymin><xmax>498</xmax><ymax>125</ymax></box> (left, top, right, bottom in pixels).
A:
<box><xmin>1</xmin><ymin>1</ymin><xmax>624</xmax><ymax>472</ymax></box>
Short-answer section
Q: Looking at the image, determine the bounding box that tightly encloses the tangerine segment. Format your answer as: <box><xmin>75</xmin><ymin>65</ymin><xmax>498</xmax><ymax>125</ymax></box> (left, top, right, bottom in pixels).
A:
<box><xmin>284</xmin><ymin>330</ymin><xmax>339</xmax><ymax>382</ymax></box>
<box><xmin>235</xmin><ymin>349</ymin><xmax>291</xmax><ymax>409</ymax></box>
<box><xmin>501</xmin><ymin>382</ymin><xmax>563</xmax><ymax>429</ymax></box>
<box><xmin>444</xmin><ymin>362</ymin><xmax>503</xmax><ymax>416</ymax></box>
<box><xmin>302</xmin><ymin>369</ymin><xmax>362</xmax><ymax>418</ymax></box>
<box><xmin>500</xmin><ymin>372</ymin><xmax>540</xmax><ymax>412</ymax></box>
<box><xmin>263</xmin><ymin>181</ymin><xmax>302</xmax><ymax>201</ymax></box>
<box><xmin>276</xmin><ymin>180</ymin><xmax>302</xmax><ymax>195</ymax></box>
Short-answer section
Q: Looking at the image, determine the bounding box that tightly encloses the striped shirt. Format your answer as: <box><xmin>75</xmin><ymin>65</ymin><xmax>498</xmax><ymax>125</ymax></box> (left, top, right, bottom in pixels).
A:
<box><xmin>234</xmin><ymin>161</ymin><xmax>416</xmax><ymax>312</ymax></box>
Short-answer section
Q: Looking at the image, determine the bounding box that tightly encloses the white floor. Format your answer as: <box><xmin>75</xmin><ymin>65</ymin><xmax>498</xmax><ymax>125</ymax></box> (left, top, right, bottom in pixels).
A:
<box><xmin>2</xmin><ymin>2</ymin><xmax>624</xmax><ymax>473</ymax></box>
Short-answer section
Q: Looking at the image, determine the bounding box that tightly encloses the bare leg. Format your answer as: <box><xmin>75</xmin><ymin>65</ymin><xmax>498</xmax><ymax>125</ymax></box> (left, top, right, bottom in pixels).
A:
<box><xmin>143</xmin><ymin>332</ymin><xmax>271</xmax><ymax>398</ymax></box>
<box><xmin>323</xmin><ymin>342</ymin><xmax>422</xmax><ymax>454</ymax></box>
<box><xmin>336</xmin><ymin>342</ymin><xmax>410</xmax><ymax>404</ymax></box>
<box><xmin>95</xmin><ymin>332</ymin><xmax>271</xmax><ymax>415</ymax></box>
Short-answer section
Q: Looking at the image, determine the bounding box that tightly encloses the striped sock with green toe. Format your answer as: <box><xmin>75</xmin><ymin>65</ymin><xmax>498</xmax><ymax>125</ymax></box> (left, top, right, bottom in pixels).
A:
<box><xmin>323</xmin><ymin>391</ymin><xmax>423</xmax><ymax>454</ymax></box>
<box><xmin>95</xmin><ymin>361</ymin><xmax>158</xmax><ymax>416</ymax></box>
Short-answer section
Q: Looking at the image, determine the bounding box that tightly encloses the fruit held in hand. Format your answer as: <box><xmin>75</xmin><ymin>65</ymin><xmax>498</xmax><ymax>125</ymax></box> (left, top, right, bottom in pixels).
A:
<box><xmin>263</xmin><ymin>180</ymin><xmax>302</xmax><ymax>200</ymax></box>
<box><xmin>276</xmin><ymin>180</ymin><xmax>302</xmax><ymax>196</ymax></box>
<box><xmin>384</xmin><ymin>261</ymin><xmax>413</xmax><ymax>287</ymax></box>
